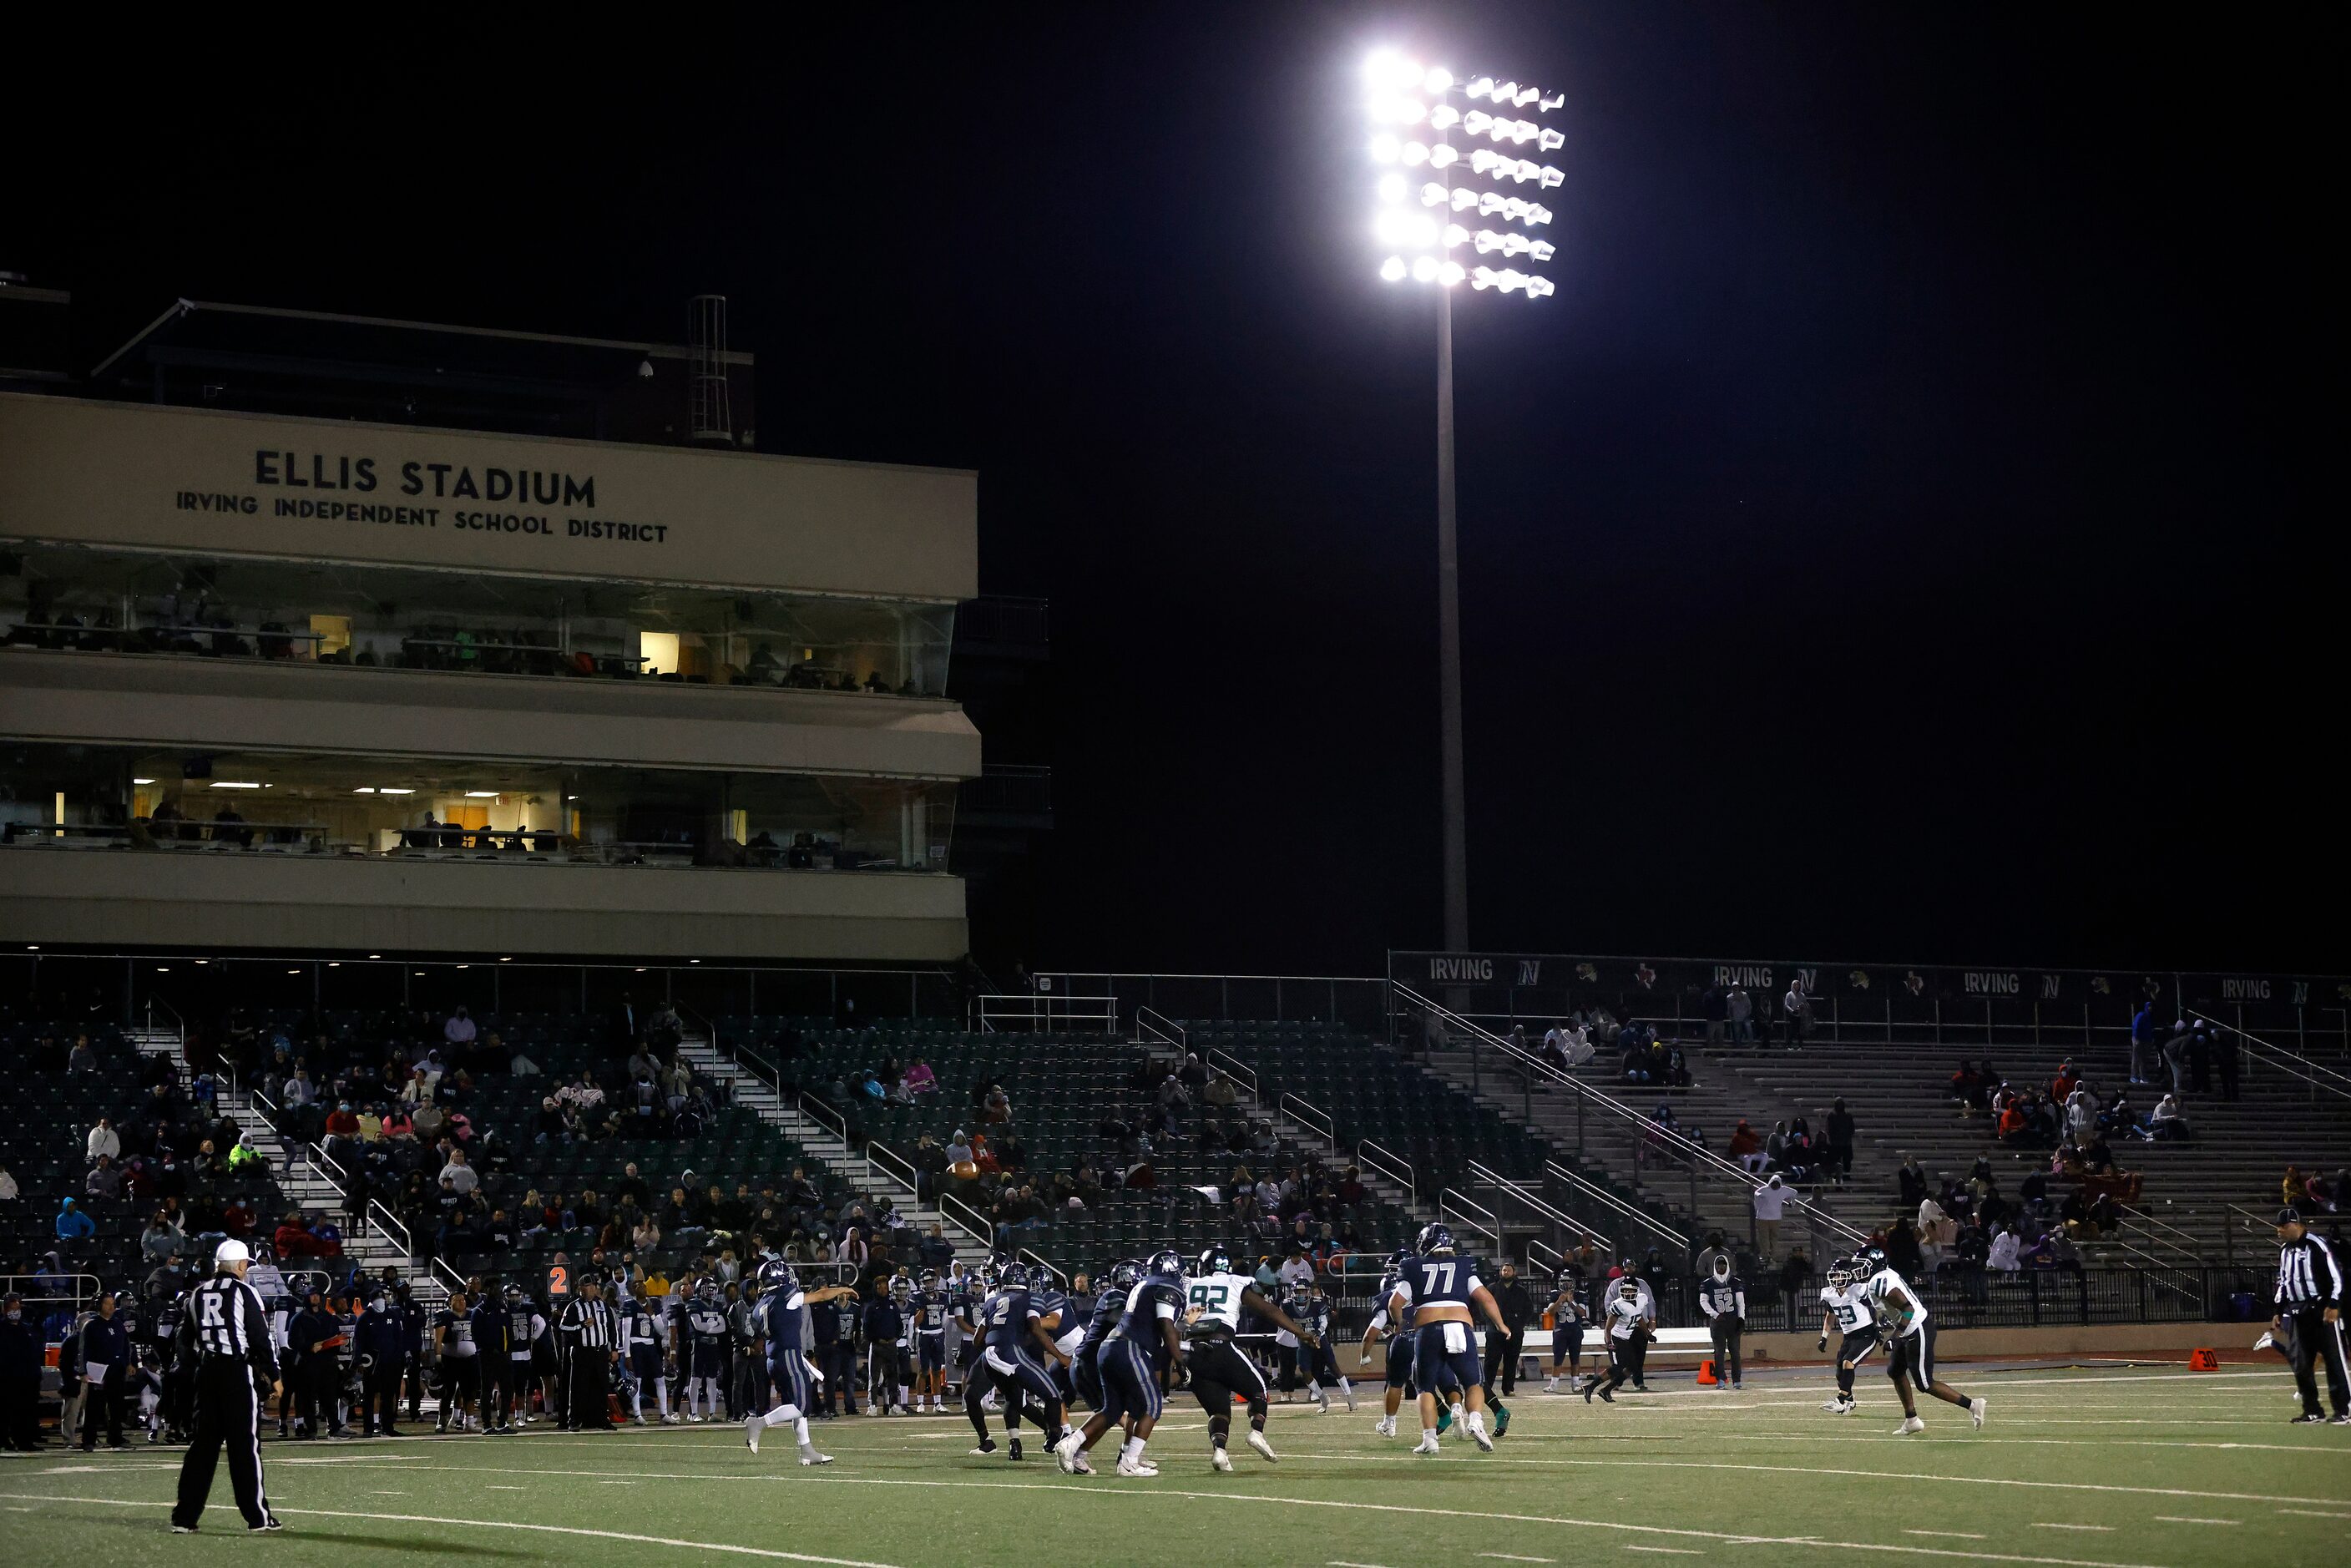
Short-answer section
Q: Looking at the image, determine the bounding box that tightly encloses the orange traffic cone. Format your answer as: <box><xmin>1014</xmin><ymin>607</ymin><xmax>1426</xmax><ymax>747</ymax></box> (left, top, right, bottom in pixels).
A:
<box><xmin>1696</xmin><ymin>1358</ymin><xmax>1719</xmax><ymax>1385</ymax></box>
<box><xmin>2188</xmin><ymin>1348</ymin><xmax>2221</xmax><ymax>1371</ymax></box>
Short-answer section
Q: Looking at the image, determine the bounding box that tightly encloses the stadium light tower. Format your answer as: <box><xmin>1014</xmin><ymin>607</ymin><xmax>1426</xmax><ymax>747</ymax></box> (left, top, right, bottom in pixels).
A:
<box><xmin>1366</xmin><ymin>48</ymin><xmax>1563</xmax><ymax>953</ymax></box>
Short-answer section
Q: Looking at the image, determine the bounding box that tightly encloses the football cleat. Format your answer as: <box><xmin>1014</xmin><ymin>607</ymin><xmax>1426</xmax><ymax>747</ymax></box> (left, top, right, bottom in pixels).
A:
<box><xmin>799</xmin><ymin>1449</ymin><xmax>832</xmax><ymax>1465</ymax></box>
<box><xmin>1115</xmin><ymin>1457</ymin><xmax>1158</xmax><ymax>1476</ymax></box>
<box><xmin>1246</xmin><ymin>1429</ymin><xmax>1277</xmax><ymax>1463</ymax></box>
<box><xmin>1822</xmin><ymin>1396</ymin><xmax>1854</xmax><ymax>1413</ymax></box>
<box><xmin>1469</xmin><ymin>1419</ymin><xmax>1494</xmax><ymax>1453</ymax></box>
<box><xmin>1969</xmin><ymin>1398</ymin><xmax>1987</xmax><ymax>1429</ymax></box>
<box><xmin>1211</xmin><ymin>1448</ymin><xmax>1233</xmax><ymax>1472</ymax></box>
<box><xmin>745</xmin><ymin>1415</ymin><xmax>763</xmax><ymax>1453</ymax></box>
<box><xmin>1413</xmin><ymin>1435</ymin><xmax>1442</xmax><ymax>1455</ymax></box>
<box><xmin>1071</xmin><ymin>1452</ymin><xmax>1095</xmax><ymax>1474</ymax></box>
<box><xmin>1893</xmin><ymin>1416</ymin><xmax>1925</xmax><ymax>1435</ymax></box>
<box><xmin>1373</xmin><ymin>1416</ymin><xmax>1396</xmax><ymax>1437</ymax></box>
<box><xmin>1053</xmin><ymin>1433</ymin><xmax>1083</xmax><ymax>1474</ymax></box>
<box><xmin>969</xmin><ymin>1439</ymin><xmax>999</xmax><ymax>1455</ymax></box>
<box><xmin>1008</xmin><ymin>1437</ymin><xmax>1024</xmax><ymax>1461</ymax></box>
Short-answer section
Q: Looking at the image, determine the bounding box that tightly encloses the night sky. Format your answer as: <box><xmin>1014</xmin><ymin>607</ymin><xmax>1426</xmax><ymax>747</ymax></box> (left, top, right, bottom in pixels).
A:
<box><xmin>20</xmin><ymin>6</ymin><xmax>2339</xmax><ymax>975</ymax></box>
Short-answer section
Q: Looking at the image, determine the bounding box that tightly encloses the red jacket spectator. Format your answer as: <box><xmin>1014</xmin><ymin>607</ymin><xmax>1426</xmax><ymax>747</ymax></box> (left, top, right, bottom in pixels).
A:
<box><xmin>220</xmin><ymin>1199</ymin><xmax>255</xmax><ymax>1239</ymax></box>
<box><xmin>323</xmin><ymin>1105</ymin><xmax>361</xmax><ymax>1138</ymax></box>
<box><xmin>274</xmin><ymin>1217</ymin><xmax>329</xmax><ymax>1257</ymax></box>
<box><xmin>2051</xmin><ymin>1064</ymin><xmax>2080</xmax><ymax>1100</ymax></box>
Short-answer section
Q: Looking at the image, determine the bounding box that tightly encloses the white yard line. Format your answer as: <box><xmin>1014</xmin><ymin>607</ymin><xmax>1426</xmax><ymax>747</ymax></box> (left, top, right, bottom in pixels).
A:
<box><xmin>2030</xmin><ymin>1524</ymin><xmax>2115</xmax><ymax>1532</ymax></box>
<box><xmin>1478</xmin><ymin>1556</ymin><xmax>1557</xmax><ymax>1563</ymax></box>
<box><xmin>0</xmin><ymin>1493</ymin><xmax>905</xmax><ymax>1567</ymax></box>
<box><xmin>1624</xmin><ymin>1549</ymin><xmax>1701</xmax><ymax>1556</ymax></box>
<box><xmin>2151</xmin><ymin>1517</ymin><xmax>2237</xmax><ymax>1525</ymax></box>
<box><xmin>1908</xmin><ymin>1530</ymin><xmax>1990</xmax><ymax>1540</ymax></box>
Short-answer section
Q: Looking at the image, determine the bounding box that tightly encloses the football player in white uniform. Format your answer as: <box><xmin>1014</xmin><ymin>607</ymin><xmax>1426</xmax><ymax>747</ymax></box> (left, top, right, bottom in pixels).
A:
<box><xmin>1182</xmin><ymin>1246</ymin><xmax>1320</xmax><ymax>1470</ymax></box>
<box><xmin>1861</xmin><ymin>1255</ymin><xmax>1986</xmax><ymax>1434</ymax></box>
<box><xmin>1816</xmin><ymin>1254</ymin><xmax>1878</xmax><ymax>1414</ymax></box>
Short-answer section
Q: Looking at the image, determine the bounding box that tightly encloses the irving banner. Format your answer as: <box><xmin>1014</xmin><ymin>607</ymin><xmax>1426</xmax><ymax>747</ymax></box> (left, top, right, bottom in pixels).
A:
<box><xmin>1389</xmin><ymin>951</ymin><xmax>2351</xmax><ymax>1039</ymax></box>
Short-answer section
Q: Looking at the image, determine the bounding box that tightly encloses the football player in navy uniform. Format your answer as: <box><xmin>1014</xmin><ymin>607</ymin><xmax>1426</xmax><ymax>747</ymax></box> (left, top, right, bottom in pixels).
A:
<box><xmin>1030</xmin><ymin>1271</ymin><xmax>1084</xmax><ymax>1426</ymax></box>
<box><xmin>1071</xmin><ymin>1261</ymin><xmax>1138</xmax><ymax>1415</ymax></box>
<box><xmin>963</xmin><ymin>1262</ymin><xmax>1066</xmax><ymax>1461</ymax></box>
<box><xmin>1359</xmin><ymin>1247</ymin><xmax>1418</xmax><ymax>1437</ymax></box>
<box><xmin>1055</xmin><ymin>1249</ymin><xmax>1186</xmax><ymax>1477</ymax></box>
<box><xmin>1182</xmin><ymin>1244</ymin><xmax>1319</xmax><ymax>1470</ymax></box>
<box><xmin>911</xmin><ymin>1269</ymin><xmax>953</xmax><ymax>1412</ymax></box>
<box><xmin>1542</xmin><ymin>1268</ymin><xmax>1586</xmax><ymax>1393</ymax></box>
<box><xmin>1388</xmin><ymin>1223</ymin><xmax>1508</xmax><ymax>1454</ymax></box>
<box><xmin>678</xmin><ymin>1277</ymin><xmax>731</xmax><ymax>1422</ymax></box>
<box><xmin>1285</xmin><ymin>1279</ymin><xmax>1352</xmax><ymax>1413</ymax></box>
<box><xmin>616</xmin><ymin>1288</ymin><xmax>666</xmax><ymax>1424</ymax></box>
<box><xmin>862</xmin><ymin>1276</ymin><xmax>915</xmax><ymax>1416</ymax></box>
<box><xmin>746</xmin><ymin>1262</ymin><xmax>861</xmax><ymax>1465</ymax></box>
<box><xmin>1816</xmin><ymin>1253</ymin><xmax>1878</xmax><ymax>1414</ymax></box>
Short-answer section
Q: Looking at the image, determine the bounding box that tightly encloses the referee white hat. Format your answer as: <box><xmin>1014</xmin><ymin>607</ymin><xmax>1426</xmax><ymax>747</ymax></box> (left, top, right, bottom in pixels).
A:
<box><xmin>215</xmin><ymin>1238</ymin><xmax>251</xmax><ymax>1267</ymax></box>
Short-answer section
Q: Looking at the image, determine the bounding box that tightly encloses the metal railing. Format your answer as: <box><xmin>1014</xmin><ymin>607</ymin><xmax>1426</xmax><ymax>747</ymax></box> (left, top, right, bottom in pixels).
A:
<box><xmin>1206</xmin><ymin>1049</ymin><xmax>1258</xmax><ymax>1099</ymax></box>
<box><xmin>2190</xmin><ymin>1012</ymin><xmax>2351</xmax><ymax>1102</ymax></box>
<box><xmin>1470</xmin><ymin>1159</ymin><xmax>1613</xmax><ymax>1253</ymax></box>
<box><xmin>939</xmin><ymin>1191</ymin><xmax>993</xmax><ymax>1252</ymax></box>
<box><xmin>868</xmin><ymin>1139</ymin><xmax>918</xmax><ymax>1198</ymax></box>
<box><xmin>1399</xmin><ymin>984</ymin><xmax>1872</xmax><ymax>1250</ymax></box>
<box><xmin>1280</xmin><ymin>1093</ymin><xmax>1335</xmax><ymax>1151</ymax></box>
<box><xmin>1546</xmin><ymin>1160</ymin><xmax>1687</xmax><ymax>1254</ymax></box>
<box><xmin>1438</xmin><ymin>1188</ymin><xmax>1504</xmax><ymax>1252</ymax></box>
<box><xmin>1041</xmin><ymin>971</ymin><xmax>1394</xmax><ymax>1032</ymax></box>
<box><xmin>972</xmin><ymin>992</ymin><xmax>1119</xmax><ymax>1034</ymax></box>
<box><xmin>1135</xmin><ymin>1006</ymin><xmax>1188</xmax><ymax>1052</ymax></box>
<box><xmin>1358</xmin><ymin>1139</ymin><xmax>1416</xmax><ymax>1206</ymax></box>
<box><xmin>1019</xmin><ymin>1249</ymin><xmax>1068</xmax><ymax>1287</ymax></box>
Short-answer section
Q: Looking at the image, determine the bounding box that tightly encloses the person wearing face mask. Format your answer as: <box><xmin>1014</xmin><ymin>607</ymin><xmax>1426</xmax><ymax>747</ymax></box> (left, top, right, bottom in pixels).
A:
<box><xmin>1697</xmin><ymin>1254</ymin><xmax>1748</xmax><ymax>1391</ymax></box>
<box><xmin>1</xmin><ymin>1292</ymin><xmax>46</xmax><ymax>1450</ymax></box>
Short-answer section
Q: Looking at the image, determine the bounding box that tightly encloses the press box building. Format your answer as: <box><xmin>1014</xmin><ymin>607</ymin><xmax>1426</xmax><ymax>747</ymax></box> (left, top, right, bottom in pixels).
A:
<box><xmin>0</xmin><ymin>296</ymin><xmax>979</xmax><ymax>962</ymax></box>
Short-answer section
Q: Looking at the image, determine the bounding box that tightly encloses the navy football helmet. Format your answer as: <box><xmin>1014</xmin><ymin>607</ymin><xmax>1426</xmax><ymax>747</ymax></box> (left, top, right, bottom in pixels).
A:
<box><xmin>695</xmin><ymin>1276</ymin><xmax>720</xmax><ymax>1302</ymax></box>
<box><xmin>1415</xmin><ymin>1222</ymin><xmax>1456</xmax><ymax>1256</ymax></box>
<box><xmin>918</xmin><ymin>1268</ymin><xmax>939</xmax><ymax>1291</ymax></box>
<box><xmin>890</xmin><ymin>1275</ymin><xmax>913</xmax><ymax>1302</ymax></box>
<box><xmin>998</xmin><ymin>1262</ymin><xmax>1031</xmax><ymax>1291</ymax></box>
<box><xmin>758</xmin><ymin>1260</ymin><xmax>797</xmax><ymax>1294</ymax></box>
<box><xmin>1145</xmin><ymin>1248</ymin><xmax>1185</xmax><ymax>1279</ymax></box>
<box><xmin>1109</xmin><ymin>1259</ymin><xmax>1141</xmax><ymax>1291</ymax></box>
<box><xmin>1196</xmin><ymin>1245</ymin><xmax>1233</xmax><ymax>1276</ymax></box>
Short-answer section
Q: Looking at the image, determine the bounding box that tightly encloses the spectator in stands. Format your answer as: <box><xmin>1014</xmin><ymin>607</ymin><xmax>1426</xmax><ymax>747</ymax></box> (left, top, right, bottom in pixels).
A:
<box><xmin>443</xmin><ymin>1006</ymin><xmax>477</xmax><ymax>1049</ymax></box>
<box><xmin>1781</xmin><ymin>977</ymin><xmax>1813</xmax><ymax>1047</ymax></box>
<box><xmin>2129</xmin><ymin>1001</ymin><xmax>2158</xmax><ymax>1085</ymax></box>
<box><xmin>2146</xmin><ymin>1093</ymin><xmax>2189</xmax><ymax>1141</ymax></box>
<box><xmin>1986</xmin><ymin>1223</ymin><xmax>2022</xmax><ymax>1272</ymax></box>
<box><xmin>2161</xmin><ymin>1022</ymin><xmax>2193</xmax><ymax>1097</ymax></box>
<box><xmin>1824</xmin><ymin>1098</ymin><xmax>1856</xmax><ymax>1185</ymax></box>
<box><xmin>2064</xmin><ymin>1082</ymin><xmax>2096</xmax><ymax>1138</ymax></box>
<box><xmin>2051</xmin><ymin>1060</ymin><xmax>2081</xmax><ymax>1100</ymax></box>
<box><xmin>1752</xmin><ymin>1175</ymin><xmax>1790</xmax><ymax>1257</ymax></box>
<box><xmin>1727</xmin><ymin>984</ymin><xmax>1754</xmax><ymax>1043</ymax></box>
<box><xmin>324</xmin><ymin>1100</ymin><xmax>361</xmax><ymax>1140</ymax></box>
<box><xmin>982</xmin><ymin>1084</ymin><xmax>1012</xmax><ymax>1126</ymax></box>
<box><xmin>50</xmin><ymin>1197</ymin><xmax>92</xmax><ymax>1241</ymax></box>
<box><xmin>1723</xmin><ymin>1119</ymin><xmax>1762</xmax><ymax>1174</ymax></box>
<box><xmin>0</xmin><ymin>1164</ymin><xmax>17</xmax><ymax>1201</ymax></box>
<box><xmin>1919</xmin><ymin>1194</ymin><xmax>1957</xmax><ymax>1269</ymax></box>
<box><xmin>1886</xmin><ymin>1215</ymin><xmax>1924</xmax><ymax>1278</ymax></box>
<box><xmin>1897</xmin><ymin>1151</ymin><xmax>1928</xmax><ymax>1209</ymax></box>
<box><xmin>86</xmin><ymin>1156</ymin><xmax>124</xmax><ymax>1200</ymax></box>
<box><xmin>85</xmin><ymin>1116</ymin><xmax>121</xmax><ymax>1166</ymax></box>
<box><xmin>440</xmin><ymin>1147</ymin><xmax>478</xmax><ymax>1196</ymax></box>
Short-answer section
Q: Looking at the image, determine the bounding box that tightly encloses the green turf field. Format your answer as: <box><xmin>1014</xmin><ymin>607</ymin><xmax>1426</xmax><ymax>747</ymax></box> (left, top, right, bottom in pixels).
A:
<box><xmin>1</xmin><ymin>1364</ymin><xmax>2343</xmax><ymax>1568</ymax></box>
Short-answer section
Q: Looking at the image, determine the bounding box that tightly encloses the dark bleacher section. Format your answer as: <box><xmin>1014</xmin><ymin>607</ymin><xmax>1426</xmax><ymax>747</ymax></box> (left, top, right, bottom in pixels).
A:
<box><xmin>1186</xmin><ymin>1019</ymin><xmax>1550</xmax><ymax>1193</ymax></box>
<box><xmin>1</xmin><ymin>1012</ymin><xmax>291</xmax><ymax>1287</ymax></box>
<box><xmin>218</xmin><ymin>1009</ymin><xmax>907</xmax><ymax>1283</ymax></box>
<box><xmin>715</xmin><ymin>1016</ymin><xmax>1417</xmax><ymax>1273</ymax></box>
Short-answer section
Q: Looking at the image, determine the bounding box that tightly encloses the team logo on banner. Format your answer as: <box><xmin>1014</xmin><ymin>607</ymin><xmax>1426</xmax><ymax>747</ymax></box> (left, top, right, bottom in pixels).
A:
<box><xmin>1575</xmin><ymin>963</ymin><xmax>1598</xmax><ymax>983</ymax></box>
<box><xmin>1635</xmin><ymin>964</ymin><xmax>1657</xmax><ymax>990</ymax></box>
<box><xmin>1847</xmin><ymin>970</ymin><xmax>1871</xmax><ymax>990</ymax></box>
<box><xmin>2091</xmin><ymin>976</ymin><xmax>2111</xmax><ymax>994</ymax></box>
<box><xmin>1903</xmin><ymin>971</ymin><xmax>1925</xmax><ymax>997</ymax></box>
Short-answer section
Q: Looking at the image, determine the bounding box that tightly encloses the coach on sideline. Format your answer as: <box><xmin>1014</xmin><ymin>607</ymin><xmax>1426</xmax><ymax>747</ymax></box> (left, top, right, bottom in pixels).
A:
<box><xmin>171</xmin><ymin>1240</ymin><xmax>284</xmax><ymax>1534</ymax></box>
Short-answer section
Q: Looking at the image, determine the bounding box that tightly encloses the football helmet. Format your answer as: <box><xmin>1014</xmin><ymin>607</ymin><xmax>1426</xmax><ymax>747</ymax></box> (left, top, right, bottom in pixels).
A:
<box><xmin>890</xmin><ymin>1275</ymin><xmax>913</xmax><ymax>1302</ymax></box>
<box><xmin>1858</xmin><ymin>1247</ymin><xmax>1887</xmax><ymax>1277</ymax></box>
<box><xmin>1415</xmin><ymin>1222</ymin><xmax>1456</xmax><ymax>1256</ymax></box>
<box><xmin>1196</xmin><ymin>1245</ymin><xmax>1233</xmax><ymax>1276</ymax></box>
<box><xmin>757</xmin><ymin>1259</ymin><xmax>796</xmax><ymax>1292</ymax></box>
<box><xmin>1826</xmin><ymin>1259</ymin><xmax>1853</xmax><ymax>1292</ymax></box>
<box><xmin>696</xmin><ymin>1276</ymin><xmax>720</xmax><ymax>1302</ymax></box>
<box><xmin>918</xmin><ymin>1268</ymin><xmax>940</xmax><ymax>1292</ymax></box>
<box><xmin>998</xmin><ymin>1262</ymin><xmax>1031</xmax><ymax>1292</ymax></box>
<box><xmin>1109</xmin><ymin>1259</ymin><xmax>1141</xmax><ymax>1291</ymax></box>
<box><xmin>1145</xmin><ymin>1248</ymin><xmax>1186</xmax><ymax>1279</ymax></box>
<box><xmin>503</xmin><ymin>1283</ymin><xmax>525</xmax><ymax>1305</ymax></box>
<box><xmin>1616</xmin><ymin>1277</ymin><xmax>1641</xmax><ymax>1302</ymax></box>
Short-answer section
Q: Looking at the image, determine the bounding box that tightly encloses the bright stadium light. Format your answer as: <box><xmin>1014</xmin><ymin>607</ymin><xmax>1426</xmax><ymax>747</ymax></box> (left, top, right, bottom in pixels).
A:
<box><xmin>1360</xmin><ymin>43</ymin><xmax>1566</xmax><ymax>953</ymax></box>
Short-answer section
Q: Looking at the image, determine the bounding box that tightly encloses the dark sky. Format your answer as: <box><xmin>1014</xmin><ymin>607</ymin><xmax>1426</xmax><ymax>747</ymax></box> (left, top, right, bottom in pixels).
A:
<box><xmin>21</xmin><ymin>5</ymin><xmax>2340</xmax><ymax>974</ymax></box>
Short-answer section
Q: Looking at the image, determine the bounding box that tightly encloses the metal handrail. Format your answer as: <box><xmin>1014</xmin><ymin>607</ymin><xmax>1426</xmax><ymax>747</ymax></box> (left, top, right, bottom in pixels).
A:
<box><xmin>1470</xmin><ymin>1159</ymin><xmax>1612</xmax><ymax>1251</ymax></box>
<box><xmin>1524</xmin><ymin>1237</ymin><xmax>1565</xmax><ymax>1277</ymax></box>
<box><xmin>1280</xmin><ymin>1093</ymin><xmax>1335</xmax><ymax>1150</ymax></box>
<box><xmin>1545</xmin><ymin>1159</ymin><xmax>1689</xmax><ymax>1251</ymax></box>
<box><xmin>1399</xmin><ymin>984</ymin><xmax>1870</xmax><ymax>1243</ymax></box>
<box><xmin>1019</xmin><ymin>1248</ymin><xmax>1068</xmax><ymax>1286</ymax></box>
<box><xmin>796</xmin><ymin>1090</ymin><xmax>852</xmax><ymax>1144</ymax></box>
<box><xmin>938</xmin><ymin>1191</ymin><xmax>993</xmax><ymax>1252</ymax></box>
<box><xmin>1438</xmin><ymin>1188</ymin><xmax>1504</xmax><ymax>1252</ymax></box>
<box><xmin>868</xmin><ymin>1139</ymin><xmax>918</xmax><ymax>1196</ymax></box>
<box><xmin>1207</xmin><ymin>1049</ymin><xmax>1258</xmax><ymax>1099</ymax></box>
<box><xmin>1135</xmin><ymin>1006</ymin><xmax>1187</xmax><ymax>1051</ymax></box>
<box><xmin>1357</xmin><ymin>1139</ymin><xmax>1415</xmax><ymax>1206</ymax></box>
<box><xmin>2191</xmin><ymin>1012</ymin><xmax>2351</xmax><ymax>1100</ymax></box>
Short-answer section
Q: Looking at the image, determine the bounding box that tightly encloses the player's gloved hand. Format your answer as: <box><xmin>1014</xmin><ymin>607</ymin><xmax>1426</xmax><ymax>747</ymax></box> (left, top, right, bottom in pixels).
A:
<box><xmin>1816</xmin><ymin>1335</ymin><xmax>1828</xmax><ymax>1353</ymax></box>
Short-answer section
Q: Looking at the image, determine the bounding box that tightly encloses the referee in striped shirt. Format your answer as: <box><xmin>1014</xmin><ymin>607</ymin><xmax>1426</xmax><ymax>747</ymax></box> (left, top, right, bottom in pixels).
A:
<box><xmin>2271</xmin><ymin>1207</ymin><xmax>2349</xmax><ymax>1425</ymax></box>
<box><xmin>171</xmin><ymin>1240</ymin><xmax>285</xmax><ymax>1532</ymax></box>
<box><xmin>558</xmin><ymin>1272</ymin><xmax>619</xmax><ymax>1431</ymax></box>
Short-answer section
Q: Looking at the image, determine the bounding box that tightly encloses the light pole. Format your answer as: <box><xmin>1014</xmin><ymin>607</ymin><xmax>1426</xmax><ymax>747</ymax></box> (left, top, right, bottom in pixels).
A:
<box><xmin>1366</xmin><ymin>50</ymin><xmax>1563</xmax><ymax>952</ymax></box>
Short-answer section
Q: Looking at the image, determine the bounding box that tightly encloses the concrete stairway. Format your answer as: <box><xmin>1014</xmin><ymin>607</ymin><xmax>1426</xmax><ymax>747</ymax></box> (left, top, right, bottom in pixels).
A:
<box><xmin>675</xmin><ymin>1034</ymin><xmax>992</xmax><ymax>1267</ymax></box>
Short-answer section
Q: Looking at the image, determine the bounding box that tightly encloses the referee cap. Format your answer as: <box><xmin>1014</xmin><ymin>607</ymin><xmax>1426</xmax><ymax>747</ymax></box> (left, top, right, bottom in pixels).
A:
<box><xmin>2277</xmin><ymin>1206</ymin><xmax>2304</xmax><ymax>1227</ymax></box>
<box><xmin>215</xmin><ymin>1238</ymin><xmax>251</xmax><ymax>1267</ymax></box>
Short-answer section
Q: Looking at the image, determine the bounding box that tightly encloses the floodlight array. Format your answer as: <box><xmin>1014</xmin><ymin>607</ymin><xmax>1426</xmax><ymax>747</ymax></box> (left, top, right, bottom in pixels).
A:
<box><xmin>1366</xmin><ymin>48</ymin><xmax>1560</xmax><ymax>297</ymax></box>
